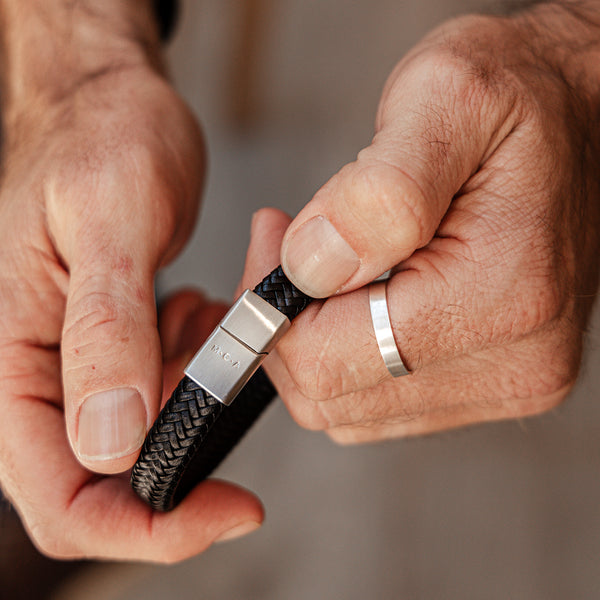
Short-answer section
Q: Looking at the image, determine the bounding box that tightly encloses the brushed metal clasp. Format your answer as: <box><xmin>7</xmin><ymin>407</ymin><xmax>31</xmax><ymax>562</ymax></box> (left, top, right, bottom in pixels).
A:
<box><xmin>184</xmin><ymin>290</ymin><xmax>290</xmax><ymax>405</ymax></box>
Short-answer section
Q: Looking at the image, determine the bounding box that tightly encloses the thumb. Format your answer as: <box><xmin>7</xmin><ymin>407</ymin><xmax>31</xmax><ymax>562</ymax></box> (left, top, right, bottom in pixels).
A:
<box><xmin>280</xmin><ymin>51</ymin><xmax>518</xmax><ymax>297</ymax></box>
<box><xmin>62</xmin><ymin>249</ymin><xmax>161</xmax><ymax>474</ymax></box>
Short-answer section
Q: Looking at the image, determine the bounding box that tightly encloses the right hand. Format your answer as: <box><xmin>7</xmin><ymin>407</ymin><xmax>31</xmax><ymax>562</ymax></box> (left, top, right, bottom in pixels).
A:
<box><xmin>240</xmin><ymin>3</ymin><xmax>600</xmax><ymax>443</ymax></box>
<box><xmin>0</xmin><ymin>2</ymin><xmax>263</xmax><ymax>562</ymax></box>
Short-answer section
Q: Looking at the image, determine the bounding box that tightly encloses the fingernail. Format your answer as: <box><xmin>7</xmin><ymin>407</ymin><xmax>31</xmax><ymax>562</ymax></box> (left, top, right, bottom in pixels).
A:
<box><xmin>77</xmin><ymin>388</ymin><xmax>147</xmax><ymax>461</ymax></box>
<box><xmin>215</xmin><ymin>521</ymin><xmax>261</xmax><ymax>543</ymax></box>
<box><xmin>281</xmin><ymin>216</ymin><xmax>359</xmax><ymax>297</ymax></box>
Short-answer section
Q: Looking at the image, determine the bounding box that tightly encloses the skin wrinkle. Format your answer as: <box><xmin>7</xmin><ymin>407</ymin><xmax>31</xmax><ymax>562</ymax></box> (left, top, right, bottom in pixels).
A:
<box><xmin>289</xmin><ymin>300</ymin><xmax>366</xmax><ymax>401</ymax></box>
<box><xmin>63</xmin><ymin>291</ymin><xmax>120</xmax><ymax>336</ymax></box>
<box><xmin>2</xmin><ymin>0</ymin><xmax>599</xmax><ymax>563</ymax></box>
<box><xmin>0</xmin><ymin>346</ymin><xmax>61</xmax><ymax>386</ymax></box>
<box><xmin>417</xmin><ymin>100</ymin><xmax>454</xmax><ymax>165</ymax></box>
<box><xmin>460</xmin><ymin>144</ymin><xmax>529</xmax><ymax>201</ymax></box>
<box><xmin>330</xmin><ymin>383</ymin><xmax>428</xmax><ymax>432</ymax></box>
<box><xmin>0</xmin><ymin>286</ymin><xmax>64</xmax><ymax>344</ymax></box>
<box><xmin>35</xmin><ymin>235</ymin><xmax>71</xmax><ymax>290</ymax></box>
<box><xmin>518</xmin><ymin>6</ymin><xmax>600</xmax><ymax>96</ymax></box>
<box><xmin>357</xmin><ymin>157</ymin><xmax>434</xmax><ymax>250</ymax></box>
<box><xmin>64</xmin><ymin>472</ymin><xmax>101</xmax><ymax>512</ymax></box>
<box><xmin>270</xmin><ymin>0</ymin><xmax>593</xmax><ymax>432</ymax></box>
<box><xmin>3</xmin><ymin>5</ymin><xmax>158</xmax><ymax>119</ymax></box>
<box><xmin>61</xmin><ymin>339</ymin><xmax>128</xmax><ymax>370</ymax></box>
<box><xmin>397</xmin><ymin>236</ymin><xmax>564</xmax><ymax>363</ymax></box>
<box><xmin>308</xmin><ymin>329</ymin><xmax>338</xmax><ymax>401</ymax></box>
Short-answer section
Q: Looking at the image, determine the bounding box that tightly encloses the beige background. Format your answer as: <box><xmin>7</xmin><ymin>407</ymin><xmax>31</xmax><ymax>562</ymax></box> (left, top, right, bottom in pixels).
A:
<box><xmin>46</xmin><ymin>0</ymin><xmax>600</xmax><ymax>598</ymax></box>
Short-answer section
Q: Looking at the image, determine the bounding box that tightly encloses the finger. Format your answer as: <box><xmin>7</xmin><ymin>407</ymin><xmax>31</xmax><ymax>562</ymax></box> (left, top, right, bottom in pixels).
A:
<box><xmin>0</xmin><ymin>396</ymin><xmax>263</xmax><ymax>562</ymax></box>
<box><xmin>42</xmin><ymin>114</ymin><xmax>204</xmax><ymax>474</ymax></box>
<box><xmin>280</xmin><ymin>47</ymin><xmax>520</xmax><ymax>297</ymax></box>
<box><xmin>65</xmin><ymin>477</ymin><xmax>263</xmax><ymax>562</ymax></box>
<box><xmin>61</xmin><ymin>239</ymin><xmax>163</xmax><ymax>474</ymax></box>
<box><xmin>70</xmin><ymin>478</ymin><xmax>264</xmax><ymax>563</ymax></box>
<box><xmin>239</xmin><ymin>208</ymin><xmax>292</xmax><ymax>292</ymax></box>
<box><xmin>158</xmin><ymin>290</ymin><xmax>208</xmax><ymax>361</ymax></box>
<box><xmin>258</xmin><ymin>229</ymin><xmax>465</xmax><ymax>401</ymax></box>
<box><xmin>268</xmin><ymin>321</ymin><xmax>577</xmax><ymax>439</ymax></box>
<box><xmin>245</xmin><ymin>206</ymin><xmax>557</xmax><ymax>415</ymax></box>
<box><xmin>261</xmin><ymin>159</ymin><xmax>570</xmax><ymax>401</ymax></box>
<box><xmin>158</xmin><ymin>289</ymin><xmax>229</xmax><ymax>362</ymax></box>
<box><xmin>0</xmin><ymin>342</ymin><xmax>63</xmax><ymax>408</ymax></box>
<box><xmin>265</xmin><ymin>198</ymin><xmax>580</xmax><ymax>407</ymax></box>
<box><xmin>246</xmin><ymin>207</ymin><xmax>432</xmax><ymax>399</ymax></box>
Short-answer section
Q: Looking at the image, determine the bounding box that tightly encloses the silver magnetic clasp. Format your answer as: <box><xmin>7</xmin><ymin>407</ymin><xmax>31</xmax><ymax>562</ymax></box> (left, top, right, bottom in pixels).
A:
<box><xmin>184</xmin><ymin>290</ymin><xmax>291</xmax><ymax>405</ymax></box>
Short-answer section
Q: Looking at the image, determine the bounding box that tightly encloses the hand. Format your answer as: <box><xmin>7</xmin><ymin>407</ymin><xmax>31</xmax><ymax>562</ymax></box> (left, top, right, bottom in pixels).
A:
<box><xmin>242</xmin><ymin>4</ymin><xmax>600</xmax><ymax>443</ymax></box>
<box><xmin>0</xmin><ymin>1</ymin><xmax>262</xmax><ymax>561</ymax></box>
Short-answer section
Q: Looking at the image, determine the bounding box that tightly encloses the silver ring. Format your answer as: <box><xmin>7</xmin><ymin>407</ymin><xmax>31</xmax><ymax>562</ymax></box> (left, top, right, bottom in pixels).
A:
<box><xmin>368</xmin><ymin>280</ymin><xmax>410</xmax><ymax>377</ymax></box>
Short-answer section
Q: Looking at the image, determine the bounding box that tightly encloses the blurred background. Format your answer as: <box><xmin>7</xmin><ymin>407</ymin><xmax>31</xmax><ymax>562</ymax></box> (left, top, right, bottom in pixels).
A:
<box><xmin>3</xmin><ymin>0</ymin><xmax>600</xmax><ymax>598</ymax></box>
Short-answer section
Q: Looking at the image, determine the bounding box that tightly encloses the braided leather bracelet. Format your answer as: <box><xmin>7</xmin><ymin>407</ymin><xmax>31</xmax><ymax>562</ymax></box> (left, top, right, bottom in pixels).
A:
<box><xmin>131</xmin><ymin>266</ymin><xmax>313</xmax><ymax>511</ymax></box>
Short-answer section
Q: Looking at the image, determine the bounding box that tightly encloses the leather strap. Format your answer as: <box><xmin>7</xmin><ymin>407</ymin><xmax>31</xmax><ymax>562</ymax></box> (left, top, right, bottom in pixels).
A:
<box><xmin>131</xmin><ymin>266</ymin><xmax>313</xmax><ymax>511</ymax></box>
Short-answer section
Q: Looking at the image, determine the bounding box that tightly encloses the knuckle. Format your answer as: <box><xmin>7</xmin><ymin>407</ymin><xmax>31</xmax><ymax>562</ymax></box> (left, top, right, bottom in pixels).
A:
<box><xmin>509</xmin><ymin>335</ymin><xmax>581</xmax><ymax>410</ymax></box>
<box><xmin>115</xmin><ymin>145</ymin><xmax>181</xmax><ymax>244</ymax></box>
<box><xmin>285</xmin><ymin>350</ymin><xmax>343</xmax><ymax>403</ymax></box>
<box><xmin>441</xmin><ymin>49</ymin><xmax>505</xmax><ymax>108</ymax></box>
<box><xmin>472</xmin><ymin>243</ymin><xmax>568</xmax><ymax>344</ymax></box>
<box><xmin>347</xmin><ymin>160</ymin><xmax>432</xmax><ymax>252</ymax></box>
<box><xmin>502</xmin><ymin>282</ymin><xmax>565</xmax><ymax>343</ymax></box>
<box><xmin>408</xmin><ymin>18</ymin><xmax>523</xmax><ymax>119</ymax></box>
<box><xmin>125</xmin><ymin>142</ymin><xmax>178</xmax><ymax>201</ymax></box>
<box><xmin>527</xmin><ymin>280</ymin><xmax>566</xmax><ymax>330</ymax></box>
<box><xmin>62</xmin><ymin>289</ymin><xmax>133</xmax><ymax>362</ymax></box>
<box><xmin>48</xmin><ymin>139</ymin><xmax>183</xmax><ymax>251</ymax></box>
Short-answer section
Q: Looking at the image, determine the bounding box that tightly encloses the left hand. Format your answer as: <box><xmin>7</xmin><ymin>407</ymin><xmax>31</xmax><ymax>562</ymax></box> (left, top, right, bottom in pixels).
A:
<box><xmin>0</xmin><ymin>1</ymin><xmax>264</xmax><ymax>560</ymax></box>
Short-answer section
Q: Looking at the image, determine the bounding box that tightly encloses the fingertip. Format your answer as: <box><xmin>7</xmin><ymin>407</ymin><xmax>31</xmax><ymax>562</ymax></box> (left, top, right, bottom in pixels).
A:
<box><xmin>148</xmin><ymin>479</ymin><xmax>265</xmax><ymax>558</ymax></box>
<box><xmin>214</xmin><ymin>520</ymin><xmax>262</xmax><ymax>543</ymax></box>
<box><xmin>58</xmin><ymin>475</ymin><xmax>265</xmax><ymax>561</ymax></box>
<box><xmin>242</xmin><ymin>208</ymin><xmax>292</xmax><ymax>290</ymax></box>
<box><xmin>177</xmin><ymin>478</ymin><xmax>265</xmax><ymax>522</ymax></box>
<box><xmin>251</xmin><ymin>207</ymin><xmax>292</xmax><ymax>239</ymax></box>
<box><xmin>198</xmin><ymin>479</ymin><xmax>265</xmax><ymax>543</ymax></box>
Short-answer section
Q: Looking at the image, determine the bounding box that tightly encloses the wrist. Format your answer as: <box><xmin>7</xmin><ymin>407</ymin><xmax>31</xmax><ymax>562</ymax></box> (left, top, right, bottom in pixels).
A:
<box><xmin>0</xmin><ymin>0</ymin><xmax>166</xmax><ymax>124</ymax></box>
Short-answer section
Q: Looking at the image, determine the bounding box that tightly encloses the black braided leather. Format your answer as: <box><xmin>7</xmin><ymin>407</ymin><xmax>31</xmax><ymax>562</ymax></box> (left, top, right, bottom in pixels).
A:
<box><xmin>131</xmin><ymin>376</ymin><xmax>223</xmax><ymax>511</ymax></box>
<box><xmin>253</xmin><ymin>265</ymin><xmax>311</xmax><ymax>319</ymax></box>
<box><xmin>131</xmin><ymin>265</ymin><xmax>313</xmax><ymax>511</ymax></box>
